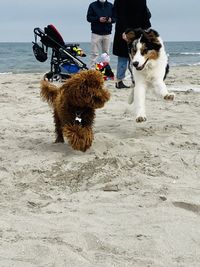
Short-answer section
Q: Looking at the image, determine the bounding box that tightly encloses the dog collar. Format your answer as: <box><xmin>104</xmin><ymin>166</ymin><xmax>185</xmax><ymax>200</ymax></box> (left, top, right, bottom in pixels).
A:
<box><xmin>75</xmin><ymin>115</ymin><xmax>82</xmax><ymax>124</ymax></box>
<box><xmin>74</xmin><ymin>110</ymin><xmax>83</xmax><ymax>125</ymax></box>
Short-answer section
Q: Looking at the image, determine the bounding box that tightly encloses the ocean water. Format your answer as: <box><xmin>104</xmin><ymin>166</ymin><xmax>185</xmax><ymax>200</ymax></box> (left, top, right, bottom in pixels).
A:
<box><xmin>0</xmin><ymin>41</ymin><xmax>200</xmax><ymax>74</ymax></box>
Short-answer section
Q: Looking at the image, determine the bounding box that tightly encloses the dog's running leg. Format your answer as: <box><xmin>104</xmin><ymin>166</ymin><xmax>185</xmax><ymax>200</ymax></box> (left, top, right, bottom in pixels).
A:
<box><xmin>153</xmin><ymin>80</ymin><xmax>175</xmax><ymax>101</ymax></box>
<box><xmin>128</xmin><ymin>59</ymin><xmax>135</xmax><ymax>86</ymax></box>
<box><xmin>53</xmin><ymin>111</ymin><xmax>64</xmax><ymax>143</ymax></box>
<box><xmin>134</xmin><ymin>83</ymin><xmax>147</xmax><ymax>122</ymax></box>
<box><xmin>128</xmin><ymin>87</ymin><xmax>134</xmax><ymax>104</ymax></box>
<box><xmin>127</xmin><ymin>60</ymin><xmax>135</xmax><ymax>105</ymax></box>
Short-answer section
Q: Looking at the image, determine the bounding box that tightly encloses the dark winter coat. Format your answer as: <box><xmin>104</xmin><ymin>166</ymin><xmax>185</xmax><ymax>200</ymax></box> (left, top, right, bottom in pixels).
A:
<box><xmin>87</xmin><ymin>0</ymin><xmax>116</xmax><ymax>35</ymax></box>
<box><xmin>113</xmin><ymin>0</ymin><xmax>151</xmax><ymax>57</ymax></box>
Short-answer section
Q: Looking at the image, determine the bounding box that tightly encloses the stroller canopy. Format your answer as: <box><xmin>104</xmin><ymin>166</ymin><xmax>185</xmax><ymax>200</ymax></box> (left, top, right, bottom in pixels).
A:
<box><xmin>42</xmin><ymin>24</ymin><xmax>65</xmax><ymax>49</ymax></box>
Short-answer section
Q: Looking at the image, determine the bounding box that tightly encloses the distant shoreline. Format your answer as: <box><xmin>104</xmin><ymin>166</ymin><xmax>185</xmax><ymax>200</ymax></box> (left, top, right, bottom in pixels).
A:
<box><xmin>1</xmin><ymin>66</ymin><xmax>200</xmax><ymax>93</ymax></box>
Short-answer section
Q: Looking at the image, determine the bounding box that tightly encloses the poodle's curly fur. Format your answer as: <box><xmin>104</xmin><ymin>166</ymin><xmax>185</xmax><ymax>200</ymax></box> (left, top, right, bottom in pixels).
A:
<box><xmin>40</xmin><ymin>70</ymin><xmax>110</xmax><ymax>152</ymax></box>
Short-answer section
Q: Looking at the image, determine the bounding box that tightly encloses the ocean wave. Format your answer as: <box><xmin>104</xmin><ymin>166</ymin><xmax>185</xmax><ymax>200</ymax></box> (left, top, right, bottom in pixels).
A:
<box><xmin>170</xmin><ymin>62</ymin><xmax>200</xmax><ymax>67</ymax></box>
<box><xmin>192</xmin><ymin>62</ymin><xmax>200</xmax><ymax>66</ymax></box>
<box><xmin>170</xmin><ymin>52</ymin><xmax>200</xmax><ymax>56</ymax></box>
<box><xmin>0</xmin><ymin>72</ymin><xmax>13</xmax><ymax>75</ymax></box>
<box><xmin>181</xmin><ymin>52</ymin><xmax>200</xmax><ymax>55</ymax></box>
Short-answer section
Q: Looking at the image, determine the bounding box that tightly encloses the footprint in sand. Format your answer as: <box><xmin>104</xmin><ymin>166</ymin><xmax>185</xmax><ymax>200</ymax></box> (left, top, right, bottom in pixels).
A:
<box><xmin>172</xmin><ymin>201</ymin><xmax>200</xmax><ymax>214</ymax></box>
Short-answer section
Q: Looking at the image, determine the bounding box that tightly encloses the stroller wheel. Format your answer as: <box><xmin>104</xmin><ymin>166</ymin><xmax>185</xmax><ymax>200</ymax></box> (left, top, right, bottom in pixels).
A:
<box><xmin>43</xmin><ymin>71</ymin><xmax>53</xmax><ymax>81</ymax></box>
<box><xmin>52</xmin><ymin>74</ymin><xmax>62</xmax><ymax>82</ymax></box>
<box><xmin>43</xmin><ymin>72</ymin><xmax>62</xmax><ymax>82</ymax></box>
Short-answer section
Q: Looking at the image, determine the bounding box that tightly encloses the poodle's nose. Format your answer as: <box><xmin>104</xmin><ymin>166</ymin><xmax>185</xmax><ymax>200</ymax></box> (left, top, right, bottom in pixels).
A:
<box><xmin>132</xmin><ymin>61</ymin><xmax>139</xmax><ymax>68</ymax></box>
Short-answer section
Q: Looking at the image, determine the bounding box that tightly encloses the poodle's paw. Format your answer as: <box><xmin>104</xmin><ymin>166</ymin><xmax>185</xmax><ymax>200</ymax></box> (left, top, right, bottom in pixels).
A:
<box><xmin>63</xmin><ymin>124</ymin><xmax>94</xmax><ymax>152</ymax></box>
<box><xmin>136</xmin><ymin>116</ymin><xmax>147</xmax><ymax>123</ymax></box>
<box><xmin>164</xmin><ymin>93</ymin><xmax>175</xmax><ymax>101</ymax></box>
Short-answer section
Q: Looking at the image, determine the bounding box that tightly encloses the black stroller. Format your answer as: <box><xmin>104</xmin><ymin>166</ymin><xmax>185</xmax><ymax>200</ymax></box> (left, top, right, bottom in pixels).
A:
<box><xmin>32</xmin><ymin>24</ymin><xmax>88</xmax><ymax>81</ymax></box>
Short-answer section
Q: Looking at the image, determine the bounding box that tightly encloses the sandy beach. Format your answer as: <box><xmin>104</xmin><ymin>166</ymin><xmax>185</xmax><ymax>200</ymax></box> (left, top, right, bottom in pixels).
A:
<box><xmin>0</xmin><ymin>66</ymin><xmax>200</xmax><ymax>267</ymax></box>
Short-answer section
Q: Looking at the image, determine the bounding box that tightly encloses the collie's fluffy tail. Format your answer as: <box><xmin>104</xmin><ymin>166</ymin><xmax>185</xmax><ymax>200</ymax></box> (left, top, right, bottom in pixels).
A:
<box><xmin>40</xmin><ymin>80</ymin><xmax>59</xmax><ymax>104</ymax></box>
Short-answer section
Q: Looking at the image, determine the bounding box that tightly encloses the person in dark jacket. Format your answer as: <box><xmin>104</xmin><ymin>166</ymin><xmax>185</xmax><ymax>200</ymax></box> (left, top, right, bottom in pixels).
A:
<box><xmin>113</xmin><ymin>0</ymin><xmax>151</xmax><ymax>88</ymax></box>
<box><xmin>87</xmin><ymin>0</ymin><xmax>115</xmax><ymax>69</ymax></box>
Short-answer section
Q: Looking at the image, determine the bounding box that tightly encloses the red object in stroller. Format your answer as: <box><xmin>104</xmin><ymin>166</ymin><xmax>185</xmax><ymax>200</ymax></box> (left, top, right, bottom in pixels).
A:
<box><xmin>32</xmin><ymin>24</ymin><xmax>88</xmax><ymax>81</ymax></box>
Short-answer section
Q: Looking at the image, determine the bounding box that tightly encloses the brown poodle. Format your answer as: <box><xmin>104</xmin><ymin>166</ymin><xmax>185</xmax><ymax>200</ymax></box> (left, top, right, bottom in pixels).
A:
<box><xmin>40</xmin><ymin>70</ymin><xmax>110</xmax><ymax>152</ymax></box>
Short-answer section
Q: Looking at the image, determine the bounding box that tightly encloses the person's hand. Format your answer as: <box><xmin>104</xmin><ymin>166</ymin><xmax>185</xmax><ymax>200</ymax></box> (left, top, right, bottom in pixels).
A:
<box><xmin>106</xmin><ymin>17</ymin><xmax>111</xmax><ymax>23</ymax></box>
<box><xmin>122</xmin><ymin>32</ymin><xmax>128</xmax><ymax>42</ymax></box>
<box><xmin>100</xmin><ymin>17</ymin><xmax>107</xmax><ymax>23</ymax></box>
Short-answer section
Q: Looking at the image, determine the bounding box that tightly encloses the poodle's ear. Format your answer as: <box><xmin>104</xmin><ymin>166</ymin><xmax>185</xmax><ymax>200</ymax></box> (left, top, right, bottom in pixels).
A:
<box><xmin>98</xmin><ymin>88</ymin><xmax>110</xmax><ymax>103</ymax></box>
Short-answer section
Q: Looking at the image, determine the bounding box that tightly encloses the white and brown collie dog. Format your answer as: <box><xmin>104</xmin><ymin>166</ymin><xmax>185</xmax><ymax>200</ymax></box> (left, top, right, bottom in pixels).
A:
<box><xmin>125</xmin><ymin>28</ymin><xmax>174</xmax><ymax>122</ymax></box>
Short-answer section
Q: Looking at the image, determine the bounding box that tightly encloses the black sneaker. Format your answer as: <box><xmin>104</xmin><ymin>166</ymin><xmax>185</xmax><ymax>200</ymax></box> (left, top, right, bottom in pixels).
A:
<box><xmin>115</xmin><ymin>81</ymin><xmax>130</xmax><ymax>89</ymax></box>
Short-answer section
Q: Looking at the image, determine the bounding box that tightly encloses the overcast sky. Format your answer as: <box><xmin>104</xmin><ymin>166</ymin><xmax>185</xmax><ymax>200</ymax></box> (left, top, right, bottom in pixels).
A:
<box><xmin>0</xmin><ymin>0</ymin><xmax>199</xmax><ymax>42</ymax></box>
